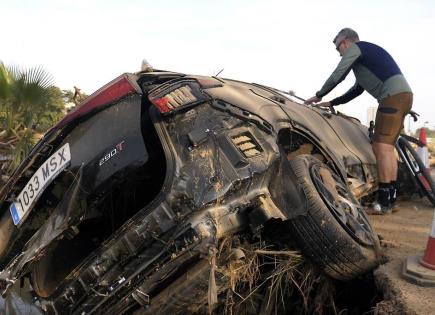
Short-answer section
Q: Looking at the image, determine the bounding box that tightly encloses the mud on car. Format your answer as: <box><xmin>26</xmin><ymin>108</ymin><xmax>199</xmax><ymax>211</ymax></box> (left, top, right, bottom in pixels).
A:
<box><xmin>0</xmin><ymin>70</ymin><xmax>381</xmax><ymax>314</ymax></box>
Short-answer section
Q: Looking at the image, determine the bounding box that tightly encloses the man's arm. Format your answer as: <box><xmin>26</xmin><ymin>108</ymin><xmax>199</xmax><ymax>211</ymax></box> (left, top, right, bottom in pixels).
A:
<box><xmin>315</xmin><ymin>43</ymin><xmax>362</xmax><ymax>98</ymax></box>
<box><xmin>330</xmin><ymin>83</ymin><xmax>364</xmax><ymax>106</ymax></box>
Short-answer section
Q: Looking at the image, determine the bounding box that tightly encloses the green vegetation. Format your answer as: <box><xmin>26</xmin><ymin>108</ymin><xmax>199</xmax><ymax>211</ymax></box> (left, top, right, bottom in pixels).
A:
<box><xmin>426</xmin><ymin>128</ymin><xmax>435</xmax><ymax>138</ymax></box>
<box><xmin>0</xmin><ymin>62</ymin><xmax>67</xmax><ymax>174</ymax></box>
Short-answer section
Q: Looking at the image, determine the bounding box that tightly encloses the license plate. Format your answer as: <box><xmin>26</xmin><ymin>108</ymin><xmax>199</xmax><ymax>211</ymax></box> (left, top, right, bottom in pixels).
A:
<box><xmin>9</xmin><ymin>143</ymin><xmax>71</xmax><ymax>226</ymax></box>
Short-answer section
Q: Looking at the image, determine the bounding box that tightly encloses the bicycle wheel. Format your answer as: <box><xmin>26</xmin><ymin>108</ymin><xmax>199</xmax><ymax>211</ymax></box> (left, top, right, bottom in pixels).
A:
<box><xmin>397</xmin><ymin>137</ymin><xmax>435</xmax><ymax>206</ymax></box>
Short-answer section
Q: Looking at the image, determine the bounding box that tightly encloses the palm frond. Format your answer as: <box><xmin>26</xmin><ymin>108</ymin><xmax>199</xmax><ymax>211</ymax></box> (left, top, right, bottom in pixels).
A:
<box><xmin>1</xmin><ymin>64</ymin><xmax>62</xmax><ymax>171</ymax></box>
<box><xmin>8</xmin><ymin>65</ymin><xmax>54</xmax><ymax>118</ymax></box>
<box><xmin>8</xmin><ymin>65</ymin><xmax>53</xmax><ymax>88</ymax></box>
<box><xmin>26</xmin><ymin>66</ymin><xmax>54</xmax><ymax>89</ymax></box>
<box><xmin>0</xmin><ymin>62</ymin><xmax>12</xmax><ymax>100</ymax></box>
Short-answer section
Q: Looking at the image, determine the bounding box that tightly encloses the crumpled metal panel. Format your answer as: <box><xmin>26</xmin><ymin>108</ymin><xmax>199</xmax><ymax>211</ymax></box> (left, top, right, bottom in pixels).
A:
<box><xmin>0</xmin><ymin>166</ymin><xmax>85</xmax><ymax>293</ymax></box>
<box><xmin>205</xmin><ymin>79</ymin><xmax>375</xmax><ymax>172</ymax></box>
<box><xmin>0</xmin><ymin>281</ymin><xmax>44</xmax><ymax>315</ymax></box>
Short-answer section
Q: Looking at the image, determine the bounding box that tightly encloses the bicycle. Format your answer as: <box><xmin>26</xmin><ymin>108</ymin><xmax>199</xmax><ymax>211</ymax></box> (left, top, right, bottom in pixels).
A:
<box><xmin>369</xmin><ymin>111</ymin><xmax>435</xmax><ymax>206</ymax></box>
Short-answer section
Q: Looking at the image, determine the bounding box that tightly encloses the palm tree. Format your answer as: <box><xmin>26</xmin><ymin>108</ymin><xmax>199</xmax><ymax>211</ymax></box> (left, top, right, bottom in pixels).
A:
<box><xmin>0</xmin><ymin>63</ymin><xmax>12</xmax><ymax>133</ymax></box>
<box><xmin>0</xmin><ymin>62</ymin><xmax>56</xmax><ymax>173</ymax></box>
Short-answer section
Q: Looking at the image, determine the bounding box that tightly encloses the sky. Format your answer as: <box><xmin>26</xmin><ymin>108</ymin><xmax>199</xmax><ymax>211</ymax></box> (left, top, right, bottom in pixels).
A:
<box><xmin>1</xmin><ymin>0</ymin><xmax>434</xmax><ymax>131</ymax></box>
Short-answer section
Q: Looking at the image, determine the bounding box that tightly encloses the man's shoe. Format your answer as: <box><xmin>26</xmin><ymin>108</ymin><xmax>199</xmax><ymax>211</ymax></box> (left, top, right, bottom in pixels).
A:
<box><xmin>365</xmin><ymin>202</ymin><xmax>392</xmax><ymax>215</ymax></box>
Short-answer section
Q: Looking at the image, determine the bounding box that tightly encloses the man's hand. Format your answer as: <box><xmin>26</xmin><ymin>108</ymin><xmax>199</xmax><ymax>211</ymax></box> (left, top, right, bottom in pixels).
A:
<box><xmin>304</xmin><ymin>95</ymin><xmax>322</xmax><ymax>105</ymax></box>
<box><xmin>314</xmin><ymin>101</ymin><xmax>331</xmax><ymax>109</ymax></box>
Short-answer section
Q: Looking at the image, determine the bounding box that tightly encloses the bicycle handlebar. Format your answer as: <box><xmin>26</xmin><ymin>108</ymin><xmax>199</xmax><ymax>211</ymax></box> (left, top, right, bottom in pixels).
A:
<box><xmin>409</xmin><ymin>110</ymin><xmax>419</xmax><ymax>122</ymax></box>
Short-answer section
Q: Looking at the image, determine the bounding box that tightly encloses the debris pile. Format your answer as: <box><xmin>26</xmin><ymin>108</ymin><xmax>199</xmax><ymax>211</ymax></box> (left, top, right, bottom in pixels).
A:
<box><xmin>199</xmin><ymin>234</ymin><xmax>381</xmax><ymax>314</ymax></box>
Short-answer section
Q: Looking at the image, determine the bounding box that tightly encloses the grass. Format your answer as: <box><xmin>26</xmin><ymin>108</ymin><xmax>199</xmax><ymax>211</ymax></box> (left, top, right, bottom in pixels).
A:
<box><xmin>214</xmin><ymin>236</ymin><xmax>339</xmax><ymax>315</ymax></box>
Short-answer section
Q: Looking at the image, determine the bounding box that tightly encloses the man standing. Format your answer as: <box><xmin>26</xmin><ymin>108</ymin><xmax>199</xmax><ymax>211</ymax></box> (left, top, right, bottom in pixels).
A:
<box><xmin>305</xmin><ymin>28</ymin><xmax>413</xmax><ymax>214</ymax></box>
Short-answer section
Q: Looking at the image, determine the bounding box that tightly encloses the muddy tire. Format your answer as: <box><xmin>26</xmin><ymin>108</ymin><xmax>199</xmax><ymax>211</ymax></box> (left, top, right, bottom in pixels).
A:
<box><xmin>288</xmin><ymin>155</ymin><xmax>380</xmax><ymax>280</ymax></box>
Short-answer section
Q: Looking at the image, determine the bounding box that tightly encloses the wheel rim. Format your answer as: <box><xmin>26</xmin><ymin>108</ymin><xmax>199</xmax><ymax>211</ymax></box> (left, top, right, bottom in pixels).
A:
<box><xmin>310</xmin><ymin>164</ymin><xmax>375</xmax><ymax>246</ymax></box>
<box><xmin>402</xmin><ymin>145</ymin><xmax>435</xmax><ymax>201</ymax></box>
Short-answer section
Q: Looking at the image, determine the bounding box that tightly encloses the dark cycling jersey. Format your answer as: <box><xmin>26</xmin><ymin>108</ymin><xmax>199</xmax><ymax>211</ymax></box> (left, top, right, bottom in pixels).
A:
<box><xmin>315</xmin><ymin>41</ymin><xmax>412</xmax><ymax>106</ymax></box>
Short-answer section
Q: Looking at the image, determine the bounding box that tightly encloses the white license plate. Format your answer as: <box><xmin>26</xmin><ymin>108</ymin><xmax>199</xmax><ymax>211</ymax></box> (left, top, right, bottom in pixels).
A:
<box><xmin>9</xmin><ymin>143</ymin><xmax>71</xmax><ymax>226</ymax></box>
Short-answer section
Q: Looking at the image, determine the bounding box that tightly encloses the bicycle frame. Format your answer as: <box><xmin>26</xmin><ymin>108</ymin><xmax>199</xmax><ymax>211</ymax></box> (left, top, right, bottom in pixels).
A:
<box><xmin>396</xmin><ymin>137</ymin><xmax>420</xmax><ymax>180</ymax></box>
<box><xmin>367</xmin><ymin>112</ymin><xmax>434</xmax><ymax>205</ymax></box>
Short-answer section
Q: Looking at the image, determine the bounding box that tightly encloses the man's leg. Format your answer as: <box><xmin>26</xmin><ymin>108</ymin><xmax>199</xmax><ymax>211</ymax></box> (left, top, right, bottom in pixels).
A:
<box><xmin>370</xmin><ymin>93</ymin><xmax>413</xmax><ymax>214</ymax></box>
<box><xmin>391</xmin><ymin>152</ymin><xmax>398</xmax><ymax>181</ymax></box>
<box><xmin>373</xmin><ymin>93</ymin><xmax>413</xmax><ymax>212</ymax></box>
<box><xmin>372</xmin><ymin>142</ymin><xmax>396</xmax><ymax>183</ymax></box>
<box><xmin>372</xmin><ymin>142</ymin><xmax>395</xmax><ymax>212</ymax></box>
<box><xmin>390</xmin><ymin>148</ymin><xmax>399</xmax><ymax>205</ymax></box>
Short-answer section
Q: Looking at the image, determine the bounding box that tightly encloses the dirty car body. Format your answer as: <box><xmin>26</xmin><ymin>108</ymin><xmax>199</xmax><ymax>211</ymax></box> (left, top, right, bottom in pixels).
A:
<box><xmin>0</xmin><ymin>70</ymin><xmax>379</xmax><ymax>314</ymax></box>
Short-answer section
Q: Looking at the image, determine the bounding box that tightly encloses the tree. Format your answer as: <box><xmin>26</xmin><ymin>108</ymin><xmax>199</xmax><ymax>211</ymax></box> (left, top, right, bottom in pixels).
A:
<box><xmin>0</xmin><ymin>62</ymin><xmax>66</xmax><ymax>173</ymax></box>
<box><xmin>426</xmin><ymin>128</ymin><xmax>435</xmax><ymax>138</ymax></box>
<box><xmin>36</xmin><ymin>86</ymin><xmax>67</xmax><ymax>130</ymax></box>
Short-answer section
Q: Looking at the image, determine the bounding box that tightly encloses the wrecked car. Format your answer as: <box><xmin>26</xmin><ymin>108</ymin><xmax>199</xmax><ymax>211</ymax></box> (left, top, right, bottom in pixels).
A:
<box><xmin>0</xmin><ymin>69</ymin><xmax>381</xmax><ymax>314</ymax></box>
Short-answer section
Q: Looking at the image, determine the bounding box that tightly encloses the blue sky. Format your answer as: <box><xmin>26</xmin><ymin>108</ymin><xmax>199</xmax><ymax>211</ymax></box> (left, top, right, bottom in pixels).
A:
<box><xmin>2</xmin><ymin>0</ymin><xmax>434</xmax><ymax>130</ymax></box>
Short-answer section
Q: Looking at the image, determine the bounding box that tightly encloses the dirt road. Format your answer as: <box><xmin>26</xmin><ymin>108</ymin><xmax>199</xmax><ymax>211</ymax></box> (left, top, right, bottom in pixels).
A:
<box><xmin>369</xmin><ymin>196</ymin><xmax>435</xmax><ymax>314</ymax></box>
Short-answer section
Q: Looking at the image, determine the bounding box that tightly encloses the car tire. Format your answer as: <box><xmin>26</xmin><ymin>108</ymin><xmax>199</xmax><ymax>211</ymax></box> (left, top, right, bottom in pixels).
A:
<box><xmin>288</xmin><ymin>155</ymin><xmax>380</xmax><ymax>280</ymax></box>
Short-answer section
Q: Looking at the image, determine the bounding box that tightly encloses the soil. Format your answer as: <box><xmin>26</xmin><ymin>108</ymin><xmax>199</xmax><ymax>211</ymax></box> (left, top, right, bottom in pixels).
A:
<box><xmin>369</xmin><ymin>195</ymin><xmax>435</xmax><ymax>315</ymax></box>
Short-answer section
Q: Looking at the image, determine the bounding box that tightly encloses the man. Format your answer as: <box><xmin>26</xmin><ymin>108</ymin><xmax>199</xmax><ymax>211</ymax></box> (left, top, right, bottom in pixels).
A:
<box><xmin>305</xmin><ymin>28</ymin><xmax>413</xmax><ymax>214</ymax></box>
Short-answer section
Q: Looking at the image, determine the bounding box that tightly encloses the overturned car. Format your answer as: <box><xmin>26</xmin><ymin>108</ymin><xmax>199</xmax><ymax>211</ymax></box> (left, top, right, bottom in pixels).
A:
<box><xmin>0</xmin><ymin>70</ymin><xmax>380</xmax><ymax>314</ymax></box>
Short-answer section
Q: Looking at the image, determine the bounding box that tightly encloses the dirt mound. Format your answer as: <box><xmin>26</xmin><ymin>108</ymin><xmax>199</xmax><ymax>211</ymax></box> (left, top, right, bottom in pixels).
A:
<box><xmin>369</xmin><ymin>199</ymin><xmax>435</xmax><ymax>315</ymax></box>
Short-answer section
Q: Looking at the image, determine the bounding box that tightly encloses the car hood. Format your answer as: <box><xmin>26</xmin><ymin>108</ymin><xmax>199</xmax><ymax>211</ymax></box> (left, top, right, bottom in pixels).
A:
<box><xmin>199</xmin><ymin>76</ymin><xmax>374</xmax><ymax>168</ymax></box>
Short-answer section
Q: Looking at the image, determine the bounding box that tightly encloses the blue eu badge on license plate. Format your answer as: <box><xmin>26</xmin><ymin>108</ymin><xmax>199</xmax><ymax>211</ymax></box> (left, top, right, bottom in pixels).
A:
<box><xmin>10</xmin><ymin>203</ymin><xmax>21</xmax><ymax>225</ymax></box>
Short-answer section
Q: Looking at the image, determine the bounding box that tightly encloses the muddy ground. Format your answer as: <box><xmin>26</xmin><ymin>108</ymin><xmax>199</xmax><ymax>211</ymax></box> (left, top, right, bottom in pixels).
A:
<box><xmin>370</xmin><ymin>196</ymin><xmax>435</xmax><ymax>315</ymax></box>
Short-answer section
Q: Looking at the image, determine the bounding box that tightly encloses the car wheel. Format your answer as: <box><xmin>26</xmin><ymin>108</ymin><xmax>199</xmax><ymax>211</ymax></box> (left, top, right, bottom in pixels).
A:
<box><xmin>288</xmin><ymin>154</ymin><xmax>380</xmax><ymax>280</ymax></box>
